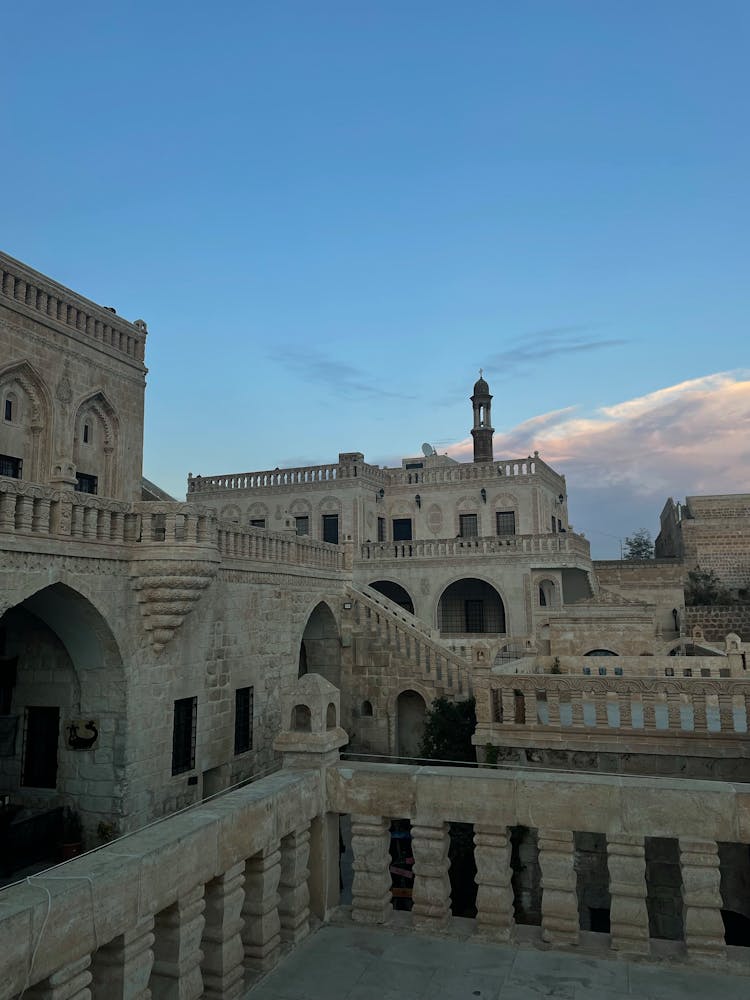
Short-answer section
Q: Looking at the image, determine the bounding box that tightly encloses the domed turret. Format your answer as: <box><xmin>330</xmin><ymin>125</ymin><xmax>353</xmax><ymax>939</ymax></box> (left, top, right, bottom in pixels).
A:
<box><xmin>470</xmin><ymin>370</ymin><xmax>494</xmax><ymax>463</ymax></box>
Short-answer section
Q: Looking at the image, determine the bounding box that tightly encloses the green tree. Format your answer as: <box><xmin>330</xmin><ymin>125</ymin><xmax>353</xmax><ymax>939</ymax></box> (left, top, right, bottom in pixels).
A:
<box><xmin>418</xmin><ymin>696</ymin><xmax>476</xmax><ymax>763</ymax></box>
<box><xmin>623</xmin><ymin>529</ymin><xmax>654</xmax><ymax>560</ymax></box>
<box><xmin>684</xmin><ymin>569</ymin><xmax>731</xmax><ymax>606</ymax></box>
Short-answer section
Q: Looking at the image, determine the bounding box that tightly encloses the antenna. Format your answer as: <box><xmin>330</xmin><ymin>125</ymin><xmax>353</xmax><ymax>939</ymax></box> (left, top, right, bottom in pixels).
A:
<box><xmin>421</xmin><ymin>442</ymin><xmax>435</xmax><ymax>457</ymax></box>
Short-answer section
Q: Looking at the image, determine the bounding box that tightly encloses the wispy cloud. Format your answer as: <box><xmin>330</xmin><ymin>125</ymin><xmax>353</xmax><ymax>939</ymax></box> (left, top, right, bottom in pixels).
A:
<box><xmin>484</xmin><ymin>325</ymin><xmax>627</xmax><ymax>378</ymax></box>
<box><xmin>445</xmin><ymin>371</ymin><xmax>750</xmax><ymax>556</ymax></box>
<box><xmin>268</xmin><ymin>346</ymin><xmax>413</xmax><ymax>401</ymax></box>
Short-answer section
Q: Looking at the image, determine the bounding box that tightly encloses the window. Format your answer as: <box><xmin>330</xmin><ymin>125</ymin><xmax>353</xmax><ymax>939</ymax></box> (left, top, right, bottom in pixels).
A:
<box><xmin>83</xmin><ymin>422</ymin><xmax>90</xmax><ymax>444</ymax></box>
<box><xmin>172</xmin><ymin>696</ymin><xmax>197</xmax><ymax>775</ymax></box>
<box><xmin>405</xmin><ymin>462</ymin><xmax>423</xmax><ymax>470</ymax></box>
<box><xmin>551</xmin><ymin>515</ymin><xmax>557</xmax><ymax>533</ymax></box>
<box><xmin>22</xmin><ymin>707</ymin><xmax>59</xmax><ymax>788</ymax></box>
<box><xmin>464</xmin><ymin>599</ymin><xmax>485</xmax><ymax>632</ymax></box>
<box><xmin>496</xmin><ymin>510</ymin><xmax>516</xmax><ymax>535</ymax></box>
<box><xmin>322</xmin><ymin>514</ymin><xmax>339</xmax><ymax>544</ymax></box>
<box><xmin>4</xmin><ymin>399</ymin><xmax>12</xmax><ymax>421</ymax></box>
<box><xmin>249</xmin><ymin>518</ymin><xmax>266</xmax><ymax>529</ymax></box>
<box><xmin>459</xmin><ymin>513</ymin><xmax>478</xmax><ymax>538</ymax></box>
<box><xmin>75</xmin><ymin>472</ymin><xmax>98</xmax><ymax>495</ymax></box>
<box><xmin>0</xmin><ymin>454</ymin><xmax>22</xmax><ymax>479</ymax></box>
<box><xmin>234</xmin><ymin>686</ymin><xmax>254</xmax><ymax>754</ymax></box>
<box><xmin>295</xmin><ymin>516</ymin><xmax>309</xmax><ymax>536</ymax></box>
<box><xmin>377</xmin><ymin>517</ymin><xmax>386</xmax><ymax>542</ymax></box>
<box><xmin>392</xmin><ymin>518</ymin><xmax>412</xmax><ymax>541</ymax></box>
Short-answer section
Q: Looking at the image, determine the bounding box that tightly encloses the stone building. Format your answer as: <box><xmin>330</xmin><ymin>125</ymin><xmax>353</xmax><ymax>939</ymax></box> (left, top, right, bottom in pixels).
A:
<box><xmin>657</xmin><ymin>494</ymin><xmax>750</xmax><ymax>592</ymax></box>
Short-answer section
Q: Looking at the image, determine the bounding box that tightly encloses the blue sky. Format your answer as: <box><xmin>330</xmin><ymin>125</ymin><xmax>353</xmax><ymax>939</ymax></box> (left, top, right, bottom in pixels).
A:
<box><xmin>3</xmin><ymin>2</ymin><xmax>748</xmax><ymax>556</ymax></box>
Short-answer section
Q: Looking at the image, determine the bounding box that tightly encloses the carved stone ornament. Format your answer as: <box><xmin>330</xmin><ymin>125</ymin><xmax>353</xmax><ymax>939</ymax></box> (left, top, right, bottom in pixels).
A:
<box><xmin>55</xmin><ymin>362</ymin><xmax>73</xmax><ymax>403</ymax></box>
<box><xmin>131</xmin><ymin>559</ymin><xmax>217</xmax><ymax>653</ymax></box>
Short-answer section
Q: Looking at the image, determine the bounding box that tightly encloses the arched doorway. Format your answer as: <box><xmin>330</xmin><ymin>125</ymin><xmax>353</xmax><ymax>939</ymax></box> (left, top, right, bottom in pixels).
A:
<box><xmin>298</xmin><ymin>601</ymin><xmax>341</xmax><ymax>688</ymax></box>
<box><xmin>437</xmin><ymin>578</ymin><xmax>506</xmax><ymax>634</ymax></box>
<box><xmin>0</xmin><ymin>583</ymin><xmax>125</xmax><ymax>872</ymax></box>
<box><xmin>369</xmin><ymin>580</ymin><xmax>414</xmax><ymax>614</ymax></box>
<box><xmin>396</xmin><ymin>690</ymin><xmax>427</xmax><ymax>758</ymax></box>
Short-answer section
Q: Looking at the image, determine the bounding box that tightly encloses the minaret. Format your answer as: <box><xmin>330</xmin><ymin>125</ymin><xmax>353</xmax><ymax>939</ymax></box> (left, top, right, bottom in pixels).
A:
<box><xmin>470</xmin><ymin>370</ymin><xmax>494</xmax><ymax>463</ymax></box>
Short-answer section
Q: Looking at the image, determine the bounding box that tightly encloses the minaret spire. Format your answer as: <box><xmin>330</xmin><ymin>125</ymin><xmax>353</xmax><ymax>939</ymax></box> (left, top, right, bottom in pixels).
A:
<box><xmin>470</xmin><ymin>370</ymin><xmax>494</xmax><ymax>463</ymax></box>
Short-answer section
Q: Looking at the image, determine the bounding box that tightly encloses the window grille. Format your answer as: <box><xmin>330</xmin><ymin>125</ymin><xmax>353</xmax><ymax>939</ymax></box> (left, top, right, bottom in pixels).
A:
<box><xmin>234</xmin><ymin>686</ymin><xmax>254</xmax><ymax>755</ymax></box>
<box><xmin>377</xmin><ymin>517</ymin><xmax>386</xmax><ymax>542</ymax></box>
<box><xmin>250</xmin><ymin>518</ymin><xmax>266</xmax><ymax>529</ymax></box>
<box><xmin>75</xmin><ymin>472</ymin><xmax>98</xmax><ymax>495</ymax></box>
<box><xmin>459</xmin><ymin>513</ymin><xmax>478</xmax><ymax>537</ymax></box>
<box><xmin>295</xmin><ymin>516</ymin><xmax>309</xmax><ymax>536</ymax></box>
<box><xmin>322</xmin><ymin>514</ymin><xmax>339</xmax><ymax>544</ymax></box>
<box><xmin>464</xmin><ymin>599</ymin><xmax>485</xmax><ymax>632</ymax></box>
<box><xmin>172</xmin><ymin>696</ymin><xmax>197</xmax><ymax>775</ymax></box>
<box><xmin>496</xmin><ymin>510</ymin><xmax>516</xmax><ymax>535</ymax></box>
<box><xmin>0</xmin><ymin>454</ymin><xmax>22</xmax><ymax>479</ymax></box>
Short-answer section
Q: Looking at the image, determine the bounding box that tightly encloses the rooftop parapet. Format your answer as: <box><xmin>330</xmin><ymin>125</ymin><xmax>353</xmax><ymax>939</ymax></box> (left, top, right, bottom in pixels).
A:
<box><xmin>0</xmin><ymin>250</ymin><xmax>147</xmax><ymax>366</ymax></box>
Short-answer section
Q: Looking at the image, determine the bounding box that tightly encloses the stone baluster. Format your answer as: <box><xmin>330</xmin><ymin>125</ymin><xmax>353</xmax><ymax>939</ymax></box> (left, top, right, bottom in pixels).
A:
<box><xmin>666</xmin><ymin>690</ymin><xmax>682</xmax><ymax>731</ymax></box>
<box><xmin>278</xmin><ymin>825</ymin><xmax>311</xmax><ymax>943</ymax></box>
<box><xmin>474</xmin><ymin>825</ymin><xmax>514</xmax><ymax>941</ymax></box>
<box><xmin>32</xmin><ymin>497</ymin><xmax>51</xmax><ymax>534</ymax></box>
<box><xmin>185</xmin><ymin>514</ymin><xmax>198</xmax><ymax>544</ymax></box>
<box><xmin>150</xmin><ymin>884</ymin><xmax>205</xmax><ymax>1000</ymax></box>
<box><xmin>607</xmin><ymin>835</ymin><xmax>649</xmax><ymax>955</ymax></box>
<box><xmin>525</xmin><ymin>689</ymin><xmax>538</xmax><ymax>725</ymax></box>
<box><xmin>618</xmin><ymin>690</ymin><xmax>632</xmax><ymax>729</ymax></box>
<box><xmin>83</xmin><ymin>505</ymin><xmax>98</xmax><ymax>539</ymax></box>
<box><xmin>592</xmin><ymin>692</ymin><xmax>607</xmax><ymax>727</ymax></box>
<box><xmin>0</xmin><ymin>490</ymin><xmax>17</xmax><ymax>531</ymax></box>
<box><xmin>201</xmin><ymin>862</ymin><xmax>246</xmax><ymax>1000</ymax></box>
<box><xmin>680</xmin><ymin>839</ymin><xmax>726</xmax><ymax>961</ymax></box>
<box><xmin>140</xmin><ymin>510</ymin><xmax>153</xmax><ymax>542</ymax></box>
<box><xmin>16</xmin><ymin>493</ymin><xmax>34</xmax><ymax>532</ymax></box>
<box><xmin>641</xmin><ymin>692</ymin><xmax>657</xmax><ymax>731</ymax></box>
<box><xmin>14</xmin><ymin>277</ymin><xmax>27</xmax><ymax>302</ymax></box>
<box><xmin>411</xmin><ymin>823</ymin><xmax>451</xmax><ymax>930</ymax></box>
<box><xmin>500</xmin><ymin>689</ymin><xmax>515</xmax><ymax>725</ymax></box>
<box><xmin>570</xmin><ymin>692</ymin><xmax>584</xmax><ymax>727</ymax></box>
<box><xmin>538</xmin><ymin>829</ymin><xmax>579</xmax><ymax>945</ymax></box>
<box><xmin>97</xmin><ymin>508</ymin><xmax>112</xmax><ymax>540</ymax></box>
<box><xmin>70</xmin><ymin>502</ymin><xmax>84</xmax><ymax>538</ymax></box>
<box><xmin>718</xmin><ymin>692</ymin><xmax>735</xmax><ymax>733</ymax></box>
<box><xmin>546</xmin><ymin>690</ymin><xmax>560</xmax><ymax>726</ymax></box>
<box><xmin>25</xmin><ymin>955</ymin><xmax>92</xmax><ymax>999</ymax></box>
<box><xmin>164</xmin><ymin>512</ymin><xmax>177</xmax><ymax>543</ymax></box>
<box><xmin>242</xmin><ymin>844</ymin><xmax>281</xmax><ymax>974</ymax></box>
<box><xmin>350</xmin><ymin>814</ymin><xmax>391</xmax><ymax>925</ymax></box>
<box><xmin>91</xmin><ymin>915</ymin><xmax>155</xmax><ymax>999</ymax></box>
<box><xmin>692</xmin><ymin>691</ymin><xmax>708</xmax><ymax>733</ymax></box>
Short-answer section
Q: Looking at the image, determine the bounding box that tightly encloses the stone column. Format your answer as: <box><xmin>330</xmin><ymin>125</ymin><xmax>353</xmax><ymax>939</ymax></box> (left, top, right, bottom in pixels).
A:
<box><xmin>0</xmin><ymin>490</ymin><xmax>16</xmax><ymax>531</ymax></box>
<box><xmin>83</xmin><ymin>506</ymin><xmax>98</xmax><ymax>539</ymax></box>
<box><xmin>32</xmin><ymin>497</ymin><xmax>51</xmax><ymax>534</ymax></box>
<box><xmin>718</xmin><ymin>693</ymin><xmax>735</xmax><ymax>734</ymax></box>
<box><xmin>411</xmin><ymin>823</ymin><xmax>451</xmax><ymax>931</ymax></box>
<box><xmin>618</xmin><ymin>691</ymin><xmax>632</xmax><ymax>729</ymax></box>
<box><xmin>570</xmin><ymin>693</ymin><xmax>584</xmax><ymax>728</ymax></box>
<box><xmin>278</xmin><ymin>825</ymin><xmax>311</xmax><ymax>943</ymax></box>
<box><xmin>538</xmin><ymin>829</ymin><xmax>579</xmax><ymax>945</ymax></box>
<box><xmin>641</xmin><ymin>692</ymin><xmax>657</xmax><ymax>731</ymax></box>
<box><xmin>692</xmin><ymin>692</ymin><xmax>708</xmax><ymax>733</ymax></box>
<box><xmin>91</xmin><ymin>916</ymin><xmax>154</xmax><ymax>999</ymax></box>
<box><xmin>525</xmin><ymin>689</ymin><xmax>538</xmax><ymax>725</ymax></box>
<box><xmin>546</xmin><ymin>690</ymin><xmax>560</xmax><ymax>726</ymax></box>
<box><xmin>201</xmin><ymin>862</ymin><xmax>245</xmax><ymax>1000</ymax></box>
<box><xmin>350</xmin><ymin>814</ymin><xmax>391</xmax><ymax>925</ymax></box>
<box><xmin>98</xmin><ymin>508</ymin><xmax>112</xmax><ymax>540</ymax></box>
<box><xmin>474</xmin><ymin>825</ymin><xmax>514</xmax><ymax>941</ymax></box>
<box><xmin>680</xmin><ymin>839</ymin><xmax>726</xmax><ymax>961</ymax></box>
<box><xmin>25</xmin><ymin>956</ymin><xmax>92</xmax><ymax>999</ymax></box>
<box><xmin>592</xmin><ymin>692</ymin><xmax>606</xmax><ymax>727</ymax></box>
<box><xmin>150</xmin><ymin>884</ymin><xmax>205</xmax><ymax>1000</ymax></box>
<box><xmin>666</xmin><ymin>690</ymin><xmax>682</xmax><ymax>731</ymax></box>
<box><xmin>607</xmin><ymin>835</ymin><xmax>649</xmax><ymax>956</ymax></box>
<box><xmin>500</xmin><ymin>689</ymin><xmax>515</xmax><ymax>725</ymax></box>
<box><xmin>242</xmin><ymin>845</ymin><xmax>281</xmax><ymax>975</ymax></box>
<box><xmin>16</xmin><ymin>493</ymin><xmax>33</xmax><ymax>532</ymax></box>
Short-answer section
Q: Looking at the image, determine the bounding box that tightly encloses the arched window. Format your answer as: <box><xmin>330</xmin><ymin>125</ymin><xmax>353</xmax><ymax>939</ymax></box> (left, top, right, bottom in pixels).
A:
<box><xmin>326</xmin><ymin>703</ymin><xmax>337</xmax><ymax>729</ymax></box>
<box><xmin>361</xmin><ymin>700</ymin><xmax>373</xmax><ymax>717</ymax></box>
<box><xmin>292</xmin><ymin>705</ymin><xmax>311</xmax><ymax>732</ymax></box>
<box><xmin>438</xmin><ymin>578</ymin><xmax>506</xmax><ymax>634</ymax></box>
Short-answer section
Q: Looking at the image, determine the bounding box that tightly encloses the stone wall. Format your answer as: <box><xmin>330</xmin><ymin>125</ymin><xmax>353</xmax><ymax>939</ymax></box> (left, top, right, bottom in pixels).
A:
<box><xmin>685</xmin><ymin>606</ymin><xmax>750</xmax><ymax>642</ymax></box>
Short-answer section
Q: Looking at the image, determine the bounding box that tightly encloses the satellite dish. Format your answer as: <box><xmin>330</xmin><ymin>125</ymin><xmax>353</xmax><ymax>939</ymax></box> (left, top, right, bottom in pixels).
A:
<box><xmin>421</xmin><ymin>442</ymin><xmax>435</xmax><ymax>457</ymax></box>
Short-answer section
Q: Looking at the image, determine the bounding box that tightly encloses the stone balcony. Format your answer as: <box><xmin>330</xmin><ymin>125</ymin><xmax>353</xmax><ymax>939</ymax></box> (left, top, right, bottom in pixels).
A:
<box><xmin>357</xmin><ymin>531</ymin><xmax>591</xmax><ymax>564</ymax></box>
<box><xmin>2</xmin><ymin>675</ymin><xmax>750</xmax><ymax>998</ymax></box>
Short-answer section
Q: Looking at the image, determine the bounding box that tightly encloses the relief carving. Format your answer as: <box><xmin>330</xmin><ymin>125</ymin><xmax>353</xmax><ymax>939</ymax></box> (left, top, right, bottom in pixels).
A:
<box><xmin>131</xmin><ymin>559</ymin><xmax>217</xmax><ymax>653</ymax></box>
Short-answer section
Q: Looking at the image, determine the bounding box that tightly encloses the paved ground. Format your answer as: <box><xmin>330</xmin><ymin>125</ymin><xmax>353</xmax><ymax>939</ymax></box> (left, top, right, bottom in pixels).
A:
<box><xmin>246</xmin><ymin>920</ymin><xmax>750</xmax><ymax>1000</ymax></box>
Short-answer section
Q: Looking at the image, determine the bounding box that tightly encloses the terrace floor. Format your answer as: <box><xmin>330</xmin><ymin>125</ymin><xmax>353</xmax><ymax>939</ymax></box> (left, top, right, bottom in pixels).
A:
<box><xmin>246</xmin><ymin>915</ymin><xmax>750</xmax><ymax>1000</ymax></box>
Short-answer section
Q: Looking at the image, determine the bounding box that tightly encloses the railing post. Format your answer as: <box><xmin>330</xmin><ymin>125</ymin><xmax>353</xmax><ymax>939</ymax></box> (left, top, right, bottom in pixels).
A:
<box><xmin>474</xmin><ymin>824</ymin><xmax>514</xmax><ymax>941</ymax></box>
<box><xmin>680</xmin><ymin>839</ymin><xmax>726</xmax><ymax>962</ymax></box>
<box><xmin>0</xmin><ymin>489</ymin><xmax>16</xmax><ymax>531</ymax></box>
<box><xmin>718</xmin><ymin>692</ymin><xmax>734</xmax><ymax>732</ymax></box>
<box><xmin>278</xmin><ymin>824</ymin><xmax>311</xmax><ymax>944</ymax></box>
<box><xmin>619</xmin><ymin>691</ymin><xmax>632</xmax><ymax>728</ymax></box>
<box><xmin>538</xmin><ymin>829</ymin><xmax>579</xmax><ymax>945</ymax></box>
<box><xmin>607</xmin><ymin>835</ymin><xmax>649</xmax><ymax>955</ymax></box>
<box><xmin>90</xmin><ymin>916</ymin><xmax>155</xmax><ymax>999</ymax></box>
<box><xmin>201</xmin><ymin>862</ymin><xmax>246</xmax><ymax>1000</ymax></box>
<box><xmin>411</xmin><ymin>822</ymin><xmax>451</xmax><ymax>930</ymax></box>
<box><xmin>25</xmin><ymin>956</ymin><xmax>92</xmax><ymax>1000</ymax></box>
<box><xmin>692</xmin><ymin>692</ymin><xmax>708</xmax><ymax>733</ymax></box>
<box><xmin>150</xmin><ymin>884</ymin><xmax>205</xmax><ymax>1000</ymax></box>
<box><xmin>350</xmin><ymin>814</ymin><xmax>392</xmax><ymax>925</ymax></box>
<box><xmin>242</xmin><ymin>845</ymin><xmax>281</xmax><ymax>975</ymax></box>
<box><xmin>666</xmin><ymin>689</ymin><xmax>682</xmax><ymax>730</ymax></box>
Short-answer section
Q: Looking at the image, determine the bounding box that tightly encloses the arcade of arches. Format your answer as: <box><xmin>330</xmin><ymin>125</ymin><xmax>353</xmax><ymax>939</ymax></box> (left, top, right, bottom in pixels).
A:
<box><xmin>298</xmin><ymin>601</ymin><xmax>341</xmax><ymax>689</ymax></box>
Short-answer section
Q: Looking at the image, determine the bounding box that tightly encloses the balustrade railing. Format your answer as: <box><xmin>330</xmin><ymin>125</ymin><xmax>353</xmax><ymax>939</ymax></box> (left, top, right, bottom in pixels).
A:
<box><xmin>359</xmin><ymin>531</ymin><xmax>590</xmax><ymax>561</ymax></box>
<box><xmin>0</xmin><ymin>251</ymin><xmax>146</xmax><ymax>363</ymax></box>
<box><xmin>477</xmin><ymin>674</ymin><xmax>750</xmax><ymax>738</ymax></box>
<box><xmin>501</xmin><ymin>654</ymin><xmax>740</xmax><ymax>679</ymax></box>
<box><xmin>217</xmin><ymin>521</ymin><xmax>344</xmax><ymax>571</ymax></box>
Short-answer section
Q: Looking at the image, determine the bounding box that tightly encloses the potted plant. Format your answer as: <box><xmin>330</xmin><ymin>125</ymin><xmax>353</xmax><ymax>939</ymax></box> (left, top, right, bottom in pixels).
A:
<box><xmin>61</xmin><ymin>807</ymin><xmax>83</xmax><ymax>860</ymax></box>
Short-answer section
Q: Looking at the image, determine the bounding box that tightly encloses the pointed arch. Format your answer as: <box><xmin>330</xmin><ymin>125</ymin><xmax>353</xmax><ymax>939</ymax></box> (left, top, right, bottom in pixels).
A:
<box><xmin>0</xmin><ymin>359</ymin><xmax>53</xmax><ymax>482</ymax></box>
<box><xmin>72</xmin><ymin>389</ymin><xmax>120</xmax><ymax>496</ymax></box>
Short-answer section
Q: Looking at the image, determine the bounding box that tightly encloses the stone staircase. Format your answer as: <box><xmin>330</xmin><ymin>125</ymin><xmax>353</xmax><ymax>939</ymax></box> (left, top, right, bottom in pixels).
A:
<box><xmin>345</xmin><ymin>583</ymin><xmax>473</xmax><ymax>698</ymax></box>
